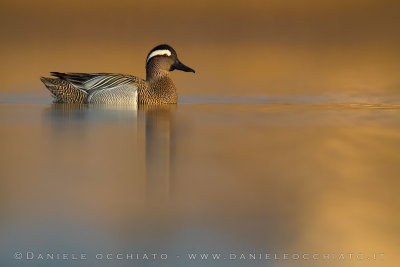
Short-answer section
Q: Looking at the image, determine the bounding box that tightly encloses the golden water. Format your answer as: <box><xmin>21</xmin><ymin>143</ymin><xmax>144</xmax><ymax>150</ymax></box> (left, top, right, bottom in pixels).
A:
<box><xmin>0</xmin><ymin>94</ymin><xmax>399</xmax><ymax>266</ymax></box>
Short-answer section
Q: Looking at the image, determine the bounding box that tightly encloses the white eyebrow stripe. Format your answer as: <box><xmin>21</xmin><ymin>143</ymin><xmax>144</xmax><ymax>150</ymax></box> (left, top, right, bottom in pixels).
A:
<box><xmin>146</xmin><ymin>49</ymin><xmax>172</xmax><ymax>63</ymax></box>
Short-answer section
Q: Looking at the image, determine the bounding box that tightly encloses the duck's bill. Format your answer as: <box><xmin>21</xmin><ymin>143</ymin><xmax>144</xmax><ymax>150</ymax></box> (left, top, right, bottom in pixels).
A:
<box><xmin>171</xmin><ymin>60</ymin><xmax>195</xmax><ymax>73</ymax></box>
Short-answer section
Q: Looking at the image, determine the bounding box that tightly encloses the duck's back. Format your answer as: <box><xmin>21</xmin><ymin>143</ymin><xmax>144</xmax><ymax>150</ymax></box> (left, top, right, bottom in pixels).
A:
<box><xmin>41</xmin><ymin>72</ymin><xmax>146</xmax><ymax>104</ymax></box>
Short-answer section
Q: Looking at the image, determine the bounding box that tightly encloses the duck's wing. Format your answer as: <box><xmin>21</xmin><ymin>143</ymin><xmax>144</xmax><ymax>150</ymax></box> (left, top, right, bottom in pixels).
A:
<box><xmin>50</xmin><ymin>72</ymin><xmax>140</xmax><ymax>92</ymax></box>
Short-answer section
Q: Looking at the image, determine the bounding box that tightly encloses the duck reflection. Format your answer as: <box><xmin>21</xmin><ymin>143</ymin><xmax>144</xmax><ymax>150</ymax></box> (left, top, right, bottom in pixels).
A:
<box><xmin>138</xmin><ymin>105</ymin><xmax>176</xmax><ymax>201</ymax></box>
<box><xmin>46</xmin><ymin>103</ymin><xmax>139</xmax><ymax>124</ymax></box>
<box><xmin>45</xmin><ymin>103</ymin><xmax>176</xmax><ymax>202</ymax></box>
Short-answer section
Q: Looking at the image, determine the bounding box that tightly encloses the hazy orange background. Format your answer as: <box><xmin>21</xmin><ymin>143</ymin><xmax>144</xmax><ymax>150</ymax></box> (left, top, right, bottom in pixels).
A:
<box><xmin>0</xmin><ymin>0</ymin><xmax>399</xmax><ymax>96</ymax></box>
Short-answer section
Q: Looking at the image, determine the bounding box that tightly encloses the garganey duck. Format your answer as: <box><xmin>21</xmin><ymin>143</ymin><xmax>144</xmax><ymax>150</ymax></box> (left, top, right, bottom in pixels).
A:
<box><xmin>41</xmin><ymin>44</ymin><xmax>195</xmax><ymax>104</ymax></box>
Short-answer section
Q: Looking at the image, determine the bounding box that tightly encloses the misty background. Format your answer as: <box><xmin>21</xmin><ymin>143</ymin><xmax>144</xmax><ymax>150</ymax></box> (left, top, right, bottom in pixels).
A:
<box><xmin>0</xmin><ymin>0</ymin><xmax>399</xmax><ymax>96</ymax></box>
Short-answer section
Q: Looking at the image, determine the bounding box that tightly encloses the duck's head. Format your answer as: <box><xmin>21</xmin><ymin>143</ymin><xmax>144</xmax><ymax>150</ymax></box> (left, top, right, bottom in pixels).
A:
<box><xmin>146</xmin><ymin>44</ymin><xmax>195</xmax><ymax>79</ymax></box>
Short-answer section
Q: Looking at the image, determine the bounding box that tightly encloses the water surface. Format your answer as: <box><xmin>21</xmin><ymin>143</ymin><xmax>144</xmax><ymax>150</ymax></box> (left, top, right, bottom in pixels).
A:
<box><xmin>0</xmin><ymin>94</ymin><xmax>399</xmax><ymax>267</ymax></box>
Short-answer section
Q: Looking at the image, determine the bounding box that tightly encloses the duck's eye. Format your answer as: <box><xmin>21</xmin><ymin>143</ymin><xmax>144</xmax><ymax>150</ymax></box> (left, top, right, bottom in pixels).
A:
<box><xmin>146</xmin><ymin>50</ymin><xmax>172</xmax><ymax>63</ymax></box>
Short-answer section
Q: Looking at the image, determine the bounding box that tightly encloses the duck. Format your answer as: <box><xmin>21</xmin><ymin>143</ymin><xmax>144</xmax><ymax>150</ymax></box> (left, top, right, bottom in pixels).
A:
<box><xmin>40</xmin><ymin>44</ymin><xmax>195</xmax><ymax>104</ymax></box>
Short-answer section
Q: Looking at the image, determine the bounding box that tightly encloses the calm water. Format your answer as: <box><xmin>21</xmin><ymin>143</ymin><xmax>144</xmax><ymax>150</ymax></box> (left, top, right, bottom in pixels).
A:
<box><xmin>0</xmin><ymin>93</ymin><xmax>399</xmax><ymax>267</ymax></box>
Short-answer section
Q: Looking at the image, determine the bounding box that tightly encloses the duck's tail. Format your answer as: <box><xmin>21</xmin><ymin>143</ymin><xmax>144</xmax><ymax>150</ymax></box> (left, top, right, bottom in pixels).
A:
<box><xmin>40</xmin><ymin>76</ymin><xmax>87</xmax><ymax>103</ymax></box>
